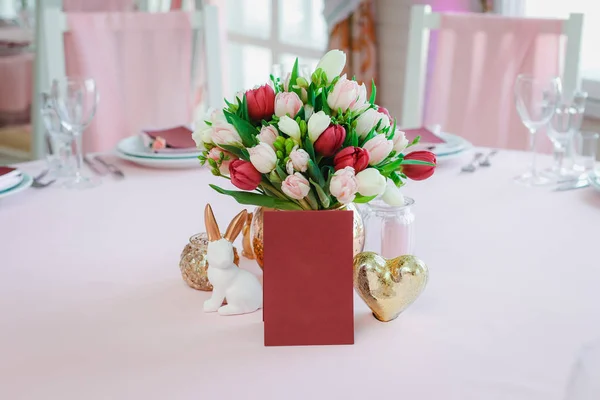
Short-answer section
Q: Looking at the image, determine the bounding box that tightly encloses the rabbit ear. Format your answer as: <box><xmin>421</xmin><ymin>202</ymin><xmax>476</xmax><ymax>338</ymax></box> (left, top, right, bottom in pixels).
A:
<box><xmin>224</xmin><ymin>209</ymin><xmax>247</xmax><ymax>242</ymax></box>
<box><xmin>204</xmin><ymin>204</ymin><xmax>221</xmax><ymax>241</ymax></box>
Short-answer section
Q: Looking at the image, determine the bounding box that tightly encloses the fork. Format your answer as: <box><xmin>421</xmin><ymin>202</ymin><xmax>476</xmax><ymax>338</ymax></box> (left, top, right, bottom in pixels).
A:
<box><xmin>479</xmin><ymin>149</ymin><xmax>498</xmax><ymax>167</ymax></box>
<box><xmin>31</xmin><ymin>169</ymin><xmax>56</xmax><ymax>188</ymax></box>
<box><xmin>461</xmin><ymin>152</ymin><xmax>484</xmax><ymax>173</ymax></box>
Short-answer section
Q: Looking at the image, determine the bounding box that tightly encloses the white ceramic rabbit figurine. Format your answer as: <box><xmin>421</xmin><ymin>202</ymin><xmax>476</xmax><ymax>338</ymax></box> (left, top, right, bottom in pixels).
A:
<box><xmin>203</xmin><ymin>204</ymin><xmax>263</xmax><ymax>316</ymax></box>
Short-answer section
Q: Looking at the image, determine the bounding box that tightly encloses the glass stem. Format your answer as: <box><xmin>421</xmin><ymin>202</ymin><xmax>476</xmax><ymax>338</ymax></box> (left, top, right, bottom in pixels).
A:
<box><xmin>529</xmin><ymin>128</ymin><xmax>538</xmax><ymax>177</ymax></box>
<box><xmin>554</xmin><ymin>144</ymin><xmax>565</xmax><ymax>172</ymax></box>
<box><xmin>73</xmin><ymin>132</ymin><xmax>83</xmax><ymax>179</ymax></box>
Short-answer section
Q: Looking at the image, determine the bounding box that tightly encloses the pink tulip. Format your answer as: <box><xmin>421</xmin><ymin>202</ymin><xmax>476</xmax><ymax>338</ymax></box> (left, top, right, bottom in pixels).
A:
<box><xmin>208</xmin><ymin>147</ymin><xmax>237</xmax><ymax>175</ymax></box>
<box><xmin>281</xmin><ymin>172</ymin><xmax>310</xmax><ymax>200</ymax></box>
<box><xmin>363</xmin><ymin>134</ymin><xmax>393</xmax><ymax>165</ymax></box>
<box><xmin>211</xmin><ymin>121</ymin><xmax>242</xmax><ymax>147</ymax></box>
<box><xmin>329</xmin><ymin>166</ymin><xmax>359</xmax><ymax>205</ymax></box>
<box><xmin>258</xmin><ymin>125</ymin><xmax>279</xmax><ymax>149</ymax></box>
<box><xmin>274</xmin><ymin>92</ymin><xmax>303</xmax><ymax>118</ymax></box>
<box><xmin>289</xmin><ymin>147</ymin><xmax>310</xmax><ymax>172</ymax></box>
<box><xmin>327</xmin><ymin>75</ymin><xmax>361</xmax><ymax>112</ymax></box>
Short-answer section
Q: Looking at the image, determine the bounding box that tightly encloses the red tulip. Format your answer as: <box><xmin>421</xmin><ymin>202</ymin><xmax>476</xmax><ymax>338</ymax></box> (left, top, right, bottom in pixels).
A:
<box><xmin>401</xmin><ymin>151</ymin><xmax>436</xmax><ymax>181</ymax></box>
<box><xmin>314</xmin><ymin>124</ymin><xmax>346</xmax><ymax>157</ymax></box>
<box><xmin>246</xmin><ymin>84</ymin><xmax>275</xmax><ymax>122</ymax></box>
<box><xmin>377</xmin><ymin>106</ymin><xmax>392</xmax><ymax>121</ymax></box>
<box><xmin>229</xmin><ymin>160</ymin><xmax>262</xmax><ymax>190</ymax></box>
<box><xmin>334</xmin><ymin>146</ymin><xmax>369</xmax><ymax>172</ymax></box>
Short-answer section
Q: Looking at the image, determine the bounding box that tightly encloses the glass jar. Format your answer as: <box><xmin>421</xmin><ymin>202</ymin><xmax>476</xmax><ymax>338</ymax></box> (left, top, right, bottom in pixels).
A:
<box><xmin>362</xmin><ymin>197</ymin><xmax>415</xmax><ymax>258</ymax></box>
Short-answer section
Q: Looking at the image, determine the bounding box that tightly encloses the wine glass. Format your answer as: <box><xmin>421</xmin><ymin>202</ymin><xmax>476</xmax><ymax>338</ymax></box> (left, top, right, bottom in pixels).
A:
<box><xmin>514</xmin><ymin>74</ymin><xmax>561</xmax><ymax>186</ymax></box>
<box><xmin>564</xmin><ymin>341</ymin><xmax>600</xmax><ymax>400</ymax></box>
<box><xmin>50</xmin><ymin>77</ymin><xmax>100</xmax><ymax>189</ymax></box>
<box><xmin>544</xmin><ymin>91</ymin><xmax>587</xmax><ymax>180</ymax></box>
<box><xmin>40</xmin><ymin>92</ymin><xmax>74</xmax><ymax>178</ymax></box>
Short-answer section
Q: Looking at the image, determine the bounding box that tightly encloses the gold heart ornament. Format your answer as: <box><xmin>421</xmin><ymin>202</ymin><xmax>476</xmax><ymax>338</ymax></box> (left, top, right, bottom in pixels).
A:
<box><xmin>353</xmin><ymin>252</ymin><xmax>429</xmax><ymax>322</ymax></box>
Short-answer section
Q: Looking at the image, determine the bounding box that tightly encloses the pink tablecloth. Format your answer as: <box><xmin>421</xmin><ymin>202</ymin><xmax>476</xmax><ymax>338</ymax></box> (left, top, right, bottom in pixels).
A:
<box><xmin>1</xmin><ymin>150</ymin><xmax>600</xmax><ymax>399</ymax></box>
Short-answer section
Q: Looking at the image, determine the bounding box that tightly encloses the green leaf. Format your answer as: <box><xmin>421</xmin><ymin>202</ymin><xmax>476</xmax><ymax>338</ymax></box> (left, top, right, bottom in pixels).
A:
<box><xmin>307</xmin><ymin>160</ymin><xmax>325</xmax><ymax>186</ymax></box>
<box><xmin>309</xmin><ymin>178</ymin><xmax>330</xmax><ymax>208</ymax></box>
<box><xmin>369</xmin><ymin>79</ymin><xmax>377</xmax><ymax>105</ymax></box>
<box><xmin>320</xmin><ymin>91</ymin><xmax>331</xmax><ymax>114</ymax></box>
<box><xmin>305</xmin><ymin>189</ymin><xmax>319</xmax><ymax>209</ymax></box>
<box><xmin>410</xmin><ymin>135</ymin><xmax>421</xmax><ymax>146</ymax></box>
<box><xmin>241</xmin><ymin>94</ymin><xmax>249</xmax><ymax>121</ymax></box>
<box><xmin>219</xmin><ymin>144</ymin><xmax>250</xmax><ymax>161</ymax></box>
<box><xmin>401</xmin><ymin>159</ymin><xmax>435</xmax><ymax>166</ymax></box>
<box><xmin>296</xmin><ymin>105</ymin><xmax>305</xmax><ymax>120</ymax></box>
<box><xmin>351</xmin><ymin>130</ymin><xmax>358</xmax><ymax>147</ymax></box>
<box><xmin>354</xmin><ymin>194</ymin><xmax>378</xmax><ymax>204</ymax></box>
<box><xmin>379</xmin><ymin>158</ymin><xmax>404</xmax><ymax>174</ymax></box>
<box><xmin>289</xmin><ymin>58</ymin><xmax>300</xmax><ymax>96</ymax></box>
<box><xmin>224</xmin><ymin>111</ymin><xmax>258</xmax><ymax>148</ymax></box>
<box><xmin>275</xmin><ymin>164</ymin><xmax>287</xmax><ymax>180</ymax></box>
<box><xmin>209</xmin><ymin>184</ymin><xmax>303</xmax><ymax>210</ymax></box>
<box><xmin>359</xmin><ymin>127</ymin><xmax>377</xmax><ymax>147</ymax></box>
<box><xmin>304</xmin><ymin>135</ymin><xmax>316</xmax><ymax>162</ymax></box>
<box><xmin>389</xmin><ymin>171</ymin><xmax>402</xmax><ymax>187</ymax></box>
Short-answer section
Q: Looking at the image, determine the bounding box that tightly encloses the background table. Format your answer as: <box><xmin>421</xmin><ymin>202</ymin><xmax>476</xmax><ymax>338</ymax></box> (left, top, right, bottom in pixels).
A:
<box><xmin>1</xmin><ymin>150</ymin><xmax>599</xmax><ymax>400</ymax></box>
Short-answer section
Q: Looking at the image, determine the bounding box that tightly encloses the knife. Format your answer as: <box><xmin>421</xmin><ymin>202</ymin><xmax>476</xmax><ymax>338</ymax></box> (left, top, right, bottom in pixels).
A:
<box><xmin>84</xmin><ymin>155</ymin><xmax>107</xmax><ymax>176</ymax></box>
<box><xmin>94</xmin><ymin>156</ymin><xmax>125</xmax><ymax>179</ymax></box>
<box><xmin>554</xmin><ymin>180</ymin><xmax>590</xmax><ymax>191</ymax></box>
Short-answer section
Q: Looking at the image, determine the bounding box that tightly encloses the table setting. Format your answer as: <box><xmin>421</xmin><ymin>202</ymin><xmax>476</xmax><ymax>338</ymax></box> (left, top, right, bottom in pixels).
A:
<box><xmin>1</xmin><ymin>49</ymin><xmax>600</xmax><ymax>399</ymax></box>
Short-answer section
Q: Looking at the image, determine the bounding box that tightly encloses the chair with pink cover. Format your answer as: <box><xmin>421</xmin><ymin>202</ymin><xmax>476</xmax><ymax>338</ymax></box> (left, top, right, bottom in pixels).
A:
<box><xmin>31</xmin><ymin>0</ymin><xmax>223</xmax><ymax>156</ymax></box>
<box><xmin>401</xmin><ymin>5</ymin><xmax>584</xmax><ymax>151</ymax></box>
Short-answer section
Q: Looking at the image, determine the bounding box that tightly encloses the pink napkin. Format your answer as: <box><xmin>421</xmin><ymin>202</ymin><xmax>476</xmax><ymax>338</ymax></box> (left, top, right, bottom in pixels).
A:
<box><xmin>402</xmin><ymin>127</ymin><xmax>446</xmax><ymax>144</ymax></box>
<box><xmin>140</xmin><ymin>126</ymin><xmax>195</xmax><ymax>153</ymax></box>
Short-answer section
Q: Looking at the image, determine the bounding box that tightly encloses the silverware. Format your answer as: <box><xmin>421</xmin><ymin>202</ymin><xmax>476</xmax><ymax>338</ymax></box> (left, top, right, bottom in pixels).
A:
<box><xmin>461</xmin><ymin>152</ymin><xmax>484</xmax><ymax>173</ymax></box>
<box><xmin>479</xmin><ymin>149</ymin><xmax>498</xmax><ymax>167</ymax></box>
<box><xmin>94</xmin><ymin>156</ymin><xmax>125</xmax><ymax>179</ymax></box>
<box><xmin>555</xmin><ymin>179</ymin><xmax>590</xmax><ymax>191</ymax></box>
<box><xmin>84</xmin><ymin>155</ymin><xmax>106</xmax><ymax>176</ymax></box>
<box><xmin>31</xmin><ymin>169</ymin><xmax>56</xmax><ymax>188</ymax></box>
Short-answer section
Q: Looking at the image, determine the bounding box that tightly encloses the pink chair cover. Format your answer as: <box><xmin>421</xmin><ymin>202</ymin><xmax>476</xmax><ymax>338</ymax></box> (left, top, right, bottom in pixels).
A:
<box><xmin>425</xmin><ymin>13</ymin><xmax>564</xmax><ymax>151</ymax></box>
<box><xmin>0</xmin><ymin>53</ymin><xmax>33</xmax><ymax>115</ymax></box>
<box><xmin>62</xmin><ymin>0</ymin><xmax>136</xmax><ymax>12</ymax></box>
<box><xmin>64</xmin><ymin>12</ymin><xmax>193</xmax><ymax>152</ymax></box>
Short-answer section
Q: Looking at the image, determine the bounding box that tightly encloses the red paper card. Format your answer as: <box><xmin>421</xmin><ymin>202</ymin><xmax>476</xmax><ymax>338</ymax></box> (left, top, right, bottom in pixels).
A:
<box><xmin>403</xmin><ymin>127</ymin><xmax>446</xmax><ymax>144</ymax></box>
<box><xmin>142</xmin><ymin>126</ymin><xmax>195</xmax><ymax>149</ymax></box>
<box><xmin>263</xmin><ymin>210</ymin><xmax>354</xmax><ymax>346</ymax></box>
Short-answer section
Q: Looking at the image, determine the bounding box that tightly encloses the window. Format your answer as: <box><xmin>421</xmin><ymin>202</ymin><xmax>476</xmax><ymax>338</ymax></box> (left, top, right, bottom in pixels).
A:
<box><xmin>524</xmin><ymin>1</ymin><xmax>600</xmax><ymax>116</ymax></box>
<box><xmin>226</xmin><ymin>0</ymin><xmax>327</xmax><ymax>93</ymax></box>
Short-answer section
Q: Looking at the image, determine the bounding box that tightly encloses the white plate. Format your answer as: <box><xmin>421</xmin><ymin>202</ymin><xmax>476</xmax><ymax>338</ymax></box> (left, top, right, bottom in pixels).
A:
<box><xmin>0</xmin><ymin>173</ymin><xmax>23</xmax><ymax>192</ymax></box>
<box><xmin>434</xmin><ymin>132</ymin><xmax>472</xmax><ymax>156</ymax></box>
<box><xmin>117</xmin><ymin>136</ymin><xmax>201</xmax><ymax>159</ymax></box>
<box><xmin>115</xmin><ymin>150</ymin><xmax>201</xmax><ymax>169</ymax></box>
<box><xmin>0</xmin><ymin>173</ymin><xmax>32</xmax><ymax>199</ymax></box>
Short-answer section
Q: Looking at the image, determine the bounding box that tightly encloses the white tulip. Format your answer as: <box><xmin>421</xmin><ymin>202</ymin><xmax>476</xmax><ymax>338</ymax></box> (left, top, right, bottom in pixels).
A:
<box><xmin>278</xmin><ymin>115</ymin><xmax>301</xmax><ymax>142</ymax></box>
<box><xmin>192</xmin><ymin>119</ymin><xmax>211</xmax><ymax>150</ymax></box>
<box><xmin>355</xmin><ymin>109</ymin><xmax>390</xmax><ymax>138</ymax></box>
<box><xmin>304</xmin><ymin>104</ymin><xmax>314</xmax><ymax>120</ymax></box>
<box><xmin>307</xmin><ymin>111</ymin><xmax>331</xmax><ymax>143</ymax></box>
<box><xmin>315</xmin><ymin>49</ymin><xmax>346</xmax><ymax>80</ymax></box>
<box><xmin>248</xmin><ymin>142</ymin><xmax>277</xmax><ymax>174</ymax></box>
<box><xmin>349</xmin><ymin>83</ymin><xmax>369</xmax><ymax>113</ymax></box>
<box><xmin>382</xmin><ymin>179</ymin><xmax>405</xmax><ymax>206</ymax></box>
<box><xmin>356</xmin><ymin>168</ymin><xmax>387</xmax><ymax>197</ymax></box>
<box><xmin>391</xmin><ymin>129</ymin><xmax>409</xmax><ymax>153</ymax></box>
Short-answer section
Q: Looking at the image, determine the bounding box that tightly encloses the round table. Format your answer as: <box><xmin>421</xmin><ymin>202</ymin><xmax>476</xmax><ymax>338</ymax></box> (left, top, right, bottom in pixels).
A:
<box><xmin>1</xmin><ymin>150</ymin><xmax>599</xmax><ymax>400</ymax></box>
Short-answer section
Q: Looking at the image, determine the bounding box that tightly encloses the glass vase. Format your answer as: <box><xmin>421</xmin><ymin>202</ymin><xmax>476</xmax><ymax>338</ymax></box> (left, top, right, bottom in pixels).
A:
<box><xmin>362</xmin><ymin>198</ymin><xmax>416</xmax><ymax>258</ymax></box>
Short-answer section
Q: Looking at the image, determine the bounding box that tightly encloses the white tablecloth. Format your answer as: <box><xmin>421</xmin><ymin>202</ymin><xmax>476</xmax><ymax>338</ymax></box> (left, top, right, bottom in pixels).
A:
<box><xmin>1</xmin><ymin>150</ymin><xmax>599</xmax><ymax>400</ymax></box>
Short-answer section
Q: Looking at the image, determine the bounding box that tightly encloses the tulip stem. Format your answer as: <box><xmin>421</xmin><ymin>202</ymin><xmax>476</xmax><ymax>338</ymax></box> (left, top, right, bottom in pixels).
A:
<box><xmin>260</xmin><ymin>182</ymin><xmax>287</xmax><ymax>200</ymax></box>
<box><xmin>298</xmin><ymin>198</ymin><xmax>312</xmax><ymax>210</ymax></box>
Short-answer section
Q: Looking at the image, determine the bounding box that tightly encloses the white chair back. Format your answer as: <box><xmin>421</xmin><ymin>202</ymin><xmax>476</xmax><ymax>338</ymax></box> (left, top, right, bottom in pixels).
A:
<box><xmin>31</xmin><ymin>0</ymin><xmax>223</xmax><ymax>158</ymax></box>
<box><xmin>401</xmin><ymin>5</ymin><xmax>584</xmax><ymax>129</ymax></box>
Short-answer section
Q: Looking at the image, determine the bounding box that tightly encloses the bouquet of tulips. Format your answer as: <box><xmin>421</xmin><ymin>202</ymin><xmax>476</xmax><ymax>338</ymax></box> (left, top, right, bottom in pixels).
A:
<box><xmin>192</xmin><ymin>50</ymin><xmax>436</xmax><ymax>211</ymax></box>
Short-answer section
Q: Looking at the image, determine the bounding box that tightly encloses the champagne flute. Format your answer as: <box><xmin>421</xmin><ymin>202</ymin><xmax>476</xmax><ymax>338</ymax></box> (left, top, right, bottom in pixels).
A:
<box><xmin>514</xmin><ymin>75</ymin><xmax>561</xmax><ymax>186</ymax></box>
<box><xmin>40</xmin><ymin>92</ymin><xmax>74</xmax><ymax>178</ymax></box>
<box><xmin>50</xmin><ymin>77</ymin><xmax>100</xmax><ymax>189</ymax></box>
